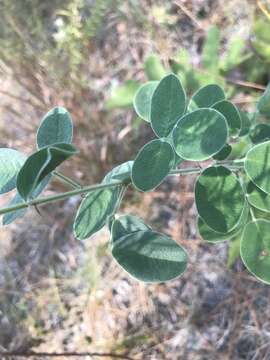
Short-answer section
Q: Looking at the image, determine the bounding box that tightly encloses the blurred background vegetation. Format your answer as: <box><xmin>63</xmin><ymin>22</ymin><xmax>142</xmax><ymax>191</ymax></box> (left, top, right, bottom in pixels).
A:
<box><xmin>0</xmin><ymin>0</ymin><xmax>270</xmax><ymax>359</ymax></box>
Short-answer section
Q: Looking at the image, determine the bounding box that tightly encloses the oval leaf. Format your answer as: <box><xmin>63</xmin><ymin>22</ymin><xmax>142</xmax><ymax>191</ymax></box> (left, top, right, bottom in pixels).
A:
<box><xmin>37</xmin><ymin>107</ymin><xmax>73</xmax><ymax>149</ymax></box>
<box><xmin>247</xmin><ymin>181</ymin><xmax>270</xmax><ymax>213</ymax></box>
<box><xmin>0</xmin><ymin>149</ymin><xmax>26</xmax><ymax>195</ymax></box>
<box><xmin>111</xmin><ymin>215</ymin><xmax>151</xmax><ymax>242</ymax></box>
<box><xmin>17</xmin><ymin>143</ymin><xmax>78</xmax><ymax>200</ymax></box>
<box><xmin>245</xmin><ymin>141</ymin><xmax>270</xmax><ymax>194</ymax></box>
<box><xmin>74</xmin><ymin>187</ymin><xmax>120</xmax><ymax>240</ymax></box>
<box><xmin>249</xmin><ymin>123</ymin><xmax>270</xmax><ymax>144</ymax></box>
<box><xmin>197</xmin><ymin>200</ymin><xmax>249</xmax><ymax>243</ymax></box>
<box><xmin>195</xmin><ymin>166</ymin><xmax>246</xmax><ymax>233</ymax></box>
<box><xmin>133</xmin><ymin>82</ymin><xmax>158</xmax><ymax>122</ymax></box>
<box><xmin>240</xmin><ymin>219</ymin><xmax>270</xmax><ymax>284</ymax></box>
<box><xmin>131</xmin><ymin>139</ymin><xmax>175</xmax><ymax>192</ymax></box>
<box><xmin>189</xmin><ymin>84</ymin><xmax>225</xmax><ymax>110</ymax></box>
<box><xmin>150</xmin><ymin>74</ymin><xmax>186</xmax><ymax>138</ymax></box>
<box><xmin>172</xmin><ymin>108</ymin><xmax>228</xmax><ymax>161</ymax></box>
<box><xmin>212</xmin><ymin>100</ymin><xmax>241</xmax><ymax>136</ymax></box>
<box><xmin>112</xmin><ymin>230</ymin><xmax>188</xmax><ymax>282</ymax></box>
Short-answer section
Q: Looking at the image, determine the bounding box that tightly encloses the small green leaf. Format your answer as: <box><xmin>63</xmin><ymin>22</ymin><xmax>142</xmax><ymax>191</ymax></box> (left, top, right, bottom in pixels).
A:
<box><xmin>247</xmin><ymin>181</ymin><xmax>270</xmax><ymax>213</ymax></box>
<box><xmin>0</xmin><ymin>149</ymin><xmax>26</xmax><ymax>195</ymax></box>
<box><xmin>131</xmin><ymin>139</ymin><xmax>175</xmax><ymax>192</ymax></box>
<box><xmin>221</xmin><ymin>37</ymin><xmax>247</xmax><ymax>72</ymax></box>
<box><xmin>189</xmin><ymin>84</ymin><xmax>225</xmax><ymax>110</ymax></box>
<box><xmin>202</xmin><ymin>26</ymin><xmax>220</xmax><ymax>76</ymax></box>
<box><xmin>103</xmin><ymin>161</ymin><xmax>134</xmax><ymax>184</ymax></box>
<box><xmin>150</xmin><ymin>74</ymin><xmax>186</xmax><ymax>138</ymax></box>
<box><xmin>212</xmin><ymin>144</ymin><xmax>232</xmax><ymax>160</ymax></box>
<box><xmin>212</xmin><ymin>100</ymin><xmax>241</xmax><ymax>137</ymax></box>
<box><xmin>106</xmin><ymin>80</ymin><xmax>140</xmax><ymax>109</ymax></box>
<box><xmin>245</xmin><ymin>141</ymin><xmax>270</xmax><ymax>194</ymax></box>
<box><xmin>249</xmin><ymin>123</ymin><xmax>270</xmax><ymax>144</ymax></box>
<box><xmin>257</xmin><ymin>83</ymin><xmax>270</xmax><ymax>118</ymax></box>
<box><xmin>144</xmin><ymin>55</ymin><xmax>167</xmax><ymax>81</ymax></box>
<box><xmin>17</xmin><ymin>143</ymin><xmax>78</xmax><ymax>200</ymax></box>
<box><xmin>195</xmin><ymin>166</ymin><xmax>246</xmax><ymax>233</ymax></box>
<box><xmin>197</xmin><ymin>200</ymin><xmax>249</xmax><ymax>243</ymax></box>
<box><xmin>112</xmin><ymin>230</ymin><xmax>188</xmax><ymax>282</ymax></box>
<box><xmin>74</xmin><ymin>187</ymin><xmax>120</xmax><ymax>240</ymax></box>
<box><xmin>36</xmin><ymin>107</ymin><xmax>73</xmax><ymax>149</ymax></box>
<box><xmin>133</xmin><ymin>82</ymin><xmax>158</xmax><ymax>122</ymax></box>
<box><xmin>3</xmin><ymin>175</ymin><xmax>51</xmax><ymax>225</ymax></box>
<box><xmin>111</xmin><ymin>215</ymin><xmax>151</xmax><ymax>242</ymax></box>
<box><xmin>172</xmin><ymin>108</ymin><xmax>228</xmax><ymax>161</ymax></box>
<box><xmin>240</xmin><ymin>219</ymin><xmax>270</xmax><ymax>284</ymax></box>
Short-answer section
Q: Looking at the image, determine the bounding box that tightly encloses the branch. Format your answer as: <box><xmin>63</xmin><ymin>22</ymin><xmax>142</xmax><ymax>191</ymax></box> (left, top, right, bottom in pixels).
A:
<box><xmin>0</xmin><ymin>163</ymin><xmax>244</xmax><ymax>216</ymax></box>
<box><xmin>0</xmin><ymin>351</ymin><xmax>133</xmax><ymax>359</ymax></box>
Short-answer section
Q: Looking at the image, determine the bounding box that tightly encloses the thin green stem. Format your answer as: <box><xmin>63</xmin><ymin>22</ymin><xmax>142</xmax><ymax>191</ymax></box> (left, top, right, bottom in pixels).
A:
<box><xmin>0</xmin><ymin>165</ymin><xmax>244</xmax><ymax>216</ymax></box>
<box><xmin>53</xmin><ymin>171</ymin><xmax>82</xmax><ymax>189</ymax></box>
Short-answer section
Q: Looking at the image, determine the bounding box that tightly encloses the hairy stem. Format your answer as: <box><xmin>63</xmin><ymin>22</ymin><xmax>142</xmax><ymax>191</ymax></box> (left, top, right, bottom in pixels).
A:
<box><xmin>0</xmin><ymin>165</ymin><xmax>244</xmax><ymax>216</ymax></box>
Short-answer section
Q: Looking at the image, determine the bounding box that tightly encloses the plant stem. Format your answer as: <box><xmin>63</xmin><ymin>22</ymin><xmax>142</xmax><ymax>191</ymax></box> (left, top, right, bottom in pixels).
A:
<box><xmin>53</xmin><ymin>171</ymin><xmax>82</xmax><ymax>189</ymax></box>
<box><xmin>0</xmin><ymin>165</ymin><xmax>244</xmax><ymax>216</ymax></box>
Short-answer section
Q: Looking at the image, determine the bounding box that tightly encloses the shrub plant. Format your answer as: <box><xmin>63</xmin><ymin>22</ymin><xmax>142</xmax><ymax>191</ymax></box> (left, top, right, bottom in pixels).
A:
<box><xmin>1</xmin><ymin>75</ymin><xmax>270</xmax><ymax>284</ymax></box>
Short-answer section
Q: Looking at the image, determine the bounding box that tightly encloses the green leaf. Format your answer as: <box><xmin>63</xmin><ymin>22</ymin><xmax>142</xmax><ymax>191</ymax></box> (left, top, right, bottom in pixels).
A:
<box><xmin>36</xmin><ymin>107</ymin><xmax>73</xmax><ymax>149</ymax></box>
<box><xmin>144</xmin><ymin>55</ymin><xmax>167</xmax><ymax>81</ymax></box>
<box><xmin>249</xmin><ymin>123</ymin><xmax>270</xmax><ymax>144</ymax></box>
<box><xmin>220</xmin><ymin>37</ymin><xmax>247</xmax><ymax>72</ymax></box>
<box><xmin>133</xmin><ymin>82</ymin><xmax>158</xmax><ymax>122</ymax></box>
<box><xmin>112</xmin><ymin>230</ymin><xmax>187</xmax><ymax>282</ymax></box>
<box><xmin>150</xmin><ymin>74</ymin><xmax>186</xmax><ymax>138</ymax></box>
<box><xmin>247</xmin><ymin>181</ymin><xmax>270</xmax><ymax>213</ymax></box>
<box><xmin>131</xmin><ymin>139</ymin><xmax>175</xmax><ymax>192</ymax></box>
<box><xmin>197</xmin><ymin>200</ymin><xmax>249</xmax><ymax>243</ymax></box>
<box><xmin>212</xmin><ymin>144</ymin><xmax>232</xmax><ymax>160</ymax></box>
<box><xmin>3</xmin><ymin>175</ymin><xmax>51</xmax><ymax>225</ymax></box>
<box><xmin>245</xmin><ymin>141</ymin><xmax>270</xmax><ymax>194</ymax></box>
<box><xmin>239</xmin><ymin>111</ymin><xmax>252</xmax><ymax>137</ymax></box>
<box><xmin>103</xmin><ymin>161</ymin><xmax>134</xmax><ymax>184</ymax></box>
<box><xmin>240</xmin><ymin>219</ymin><xmax>270</xmax><ymax>284</ymax></box>
<box><xmin>0</xmin><ymin>149</ymin><xmax>26</xmax><ymax>195</ymax></box>
<box><xmin>202</xmin><ymin>26</ymin><xmax>220</xmax><ymax>76</ymax></box>
<box><xmin>106</xmin><ymin>80</ymin><xmax>140</xmax><ymax>109</ymax></box>
<box><xmin>172</xmin><ymin>108</ymin><xmax>228</xmax><ymax>161</ymax></box>
<box><xmin>257</xmin><ymin>82</ymin><xmax>270</xmax><ymax>118</ymax></box>
<box><xmin>74</xmin><ymin>187</ymin><xmax>120</xmax><ymax>240</ymax></box>
<box><xmin>212</xmin><ymin>100</ymin><xmax>241</xmax><ymax>137</ymax></box>
<box><xmin>189</xmin><ymin>84</ymin><xmax>225</xmax><ymax>110</ymax></box>
<box><xmin>17</xmin><ymin>143</ymin><xmax>78</xmax><ymax>200</ymax></box>
<box><xmin>195</xmin><ymin>166</ymin><xmax>246</xmax><ymax>233</ymax></box>
<box><xmin>111</xmin><ymin>215</ymin><xmax>151</xmax><ymax>242</ymax></box>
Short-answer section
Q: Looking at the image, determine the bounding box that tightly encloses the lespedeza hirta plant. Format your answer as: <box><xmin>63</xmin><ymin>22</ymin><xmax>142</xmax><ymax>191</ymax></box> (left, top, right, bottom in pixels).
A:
<box><xmin>1</xmin><ymin>75</ymin><xmax>270</xmax><ymax>284</ymax></box>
